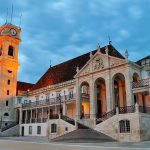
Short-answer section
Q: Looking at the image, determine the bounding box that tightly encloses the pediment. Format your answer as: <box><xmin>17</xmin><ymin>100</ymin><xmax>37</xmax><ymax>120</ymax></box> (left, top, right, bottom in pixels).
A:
<box><xmin>75</xmin><ymin>51</ymin><xmax>126</xmax><ymax>77</ymax></box>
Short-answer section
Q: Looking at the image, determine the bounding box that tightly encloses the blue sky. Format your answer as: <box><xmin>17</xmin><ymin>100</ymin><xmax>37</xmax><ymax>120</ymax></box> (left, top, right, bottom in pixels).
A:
<box><xmin>0</xmin><ymin>0</ymin><xmax>150</xmax><ymax>84</ymax></box>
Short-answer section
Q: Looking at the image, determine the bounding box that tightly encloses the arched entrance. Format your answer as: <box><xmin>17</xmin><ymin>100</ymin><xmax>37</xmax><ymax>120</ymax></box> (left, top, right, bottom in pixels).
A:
<box><xmin>80</xmin><ymin>82</ymin><xmax>90</xmax><ymax>119</ymax></box>
<box><xmin>113</xmin><ymin>73</ymin><xmax>126</xmax><ymax>108</ymax></box>
<box><xmin>95</xmin><ymin>78</ymin><xmax>106</xmax><ymax>117</ymax></box>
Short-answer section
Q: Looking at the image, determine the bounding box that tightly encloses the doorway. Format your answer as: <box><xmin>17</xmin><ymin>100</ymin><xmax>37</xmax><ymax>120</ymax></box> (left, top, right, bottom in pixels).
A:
<box><xmin>21</xmin><ymin>126</ymin><xmax>24</xmax><ymax>136</ymax></box>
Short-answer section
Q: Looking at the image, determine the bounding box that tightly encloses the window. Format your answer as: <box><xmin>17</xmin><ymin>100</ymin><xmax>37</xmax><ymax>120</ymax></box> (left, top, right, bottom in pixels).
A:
<box><xmin>56</xmin><ymin>92</ymin><xmax>61</xmax><ymax>101</ymax></box>
<box><xmin>65</xmin><ymin>127</ymin><xmax>68</xmax><ymax>131</ymax></box>
<box><xmin>8</xmin><ymin>80</ymin><xmax>10</xmax><ymax>85</ymax></box>
<box><xmin>119</xmin><ymin>120</ymin><xmax>130</xmax><ymax>133</ymax></box>
<box><xmin>51</xmin><ymin>123</ymin><xmax>57</xmax><ymax>133</ymax></box>
<box><xmin>8</xmin><ymin>70</ymin><xmax>12</xmax><ymax>73</ymax></box>
<box><xmin>4</xmin><ymin>113</ymin><xmax>9</xmax><ymax>116</ymax></box>
<box><xmin>69</xmin><ymin>89</ymin><xmax>74</xmax><ymax>98</ymax></box>
<box><xmin>37</xmin><ymin>126</ymin><xmax>41</xmax><ymax>135</ymax></box>
<box><xmin>6</xmin><ymin>101</ymin><xmax>8</xmax><ymax>106</ymax></box>
<box><xmin>5</xmin><ymin>123</ymin><xmax>8</xmax><ymax>126</ymax></box>
<box><xmin>141</xmin><ymin>59</ymin><xmax>150</xmax><ymax>66</ymax></box>
<box><xmin>29</xmin><ymin>126</ymin><xmax>32</xmax><ymax>135</ymax></box>
<box><xmin>7</xmin><ymin>90</ymin><xmax>9</xmax><ymax>95</ymax></box>
<box><xmin>8</xmin><ymin>46</ymin><xmax>14</xmax><ymax>56</ymax></box>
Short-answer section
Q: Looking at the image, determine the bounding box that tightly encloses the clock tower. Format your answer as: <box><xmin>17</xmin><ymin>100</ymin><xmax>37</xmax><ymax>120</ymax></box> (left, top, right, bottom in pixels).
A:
<box><xmin>0</xmin><ymin>23</ymin><xmax>21</xmax><ymax>122</ymax></box>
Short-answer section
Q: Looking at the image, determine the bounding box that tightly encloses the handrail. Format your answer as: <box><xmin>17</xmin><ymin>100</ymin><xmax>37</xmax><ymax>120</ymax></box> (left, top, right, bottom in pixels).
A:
<box><xmin>119</xmin><ymin>106</ymin><xmax>135</xmax><ymax>114</ymax></box>
<box><xmin>139</xmin><ymin>106</ymin><xmax>150</xmax><ymax>114</ymax></box>
<box><xmin>61</xmin><ymin>115</ymin><xmax>75</xmax><ymax>125</ymax></box>
<box><xmin>96</xmin><ymin>108</ymin><xmax>116</xmax><ymax>124</ymax></box>
<box><xmin>22</xmin><ymin>94</ymin><xmax>76</xmax><ymax>108</ymax></box>
<box><xmin>132</xmin><ymin>78</ymin><xmax>149</xmax><ymax>89</ymax></box>
<box><xmin>1</xmin><ymin>122</ymin><xmax>18</xmax><ymax>132</ymax></box>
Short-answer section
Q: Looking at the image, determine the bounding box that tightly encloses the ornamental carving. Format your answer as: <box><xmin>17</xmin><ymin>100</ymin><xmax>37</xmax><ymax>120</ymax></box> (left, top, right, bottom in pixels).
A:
<box><xmin>93</xmin><ymin>56</ymin><xmax>104</xmax><ymax>70</ymax></box>
<box><xmin>80</xmin><ymin>65</ymin><xmax>91</xmax><ymax>76</ymax></box>
<box><xmin>110</xmin><ymin>61</ymin><xmax>120</xmax><ymax>67</ymax></box>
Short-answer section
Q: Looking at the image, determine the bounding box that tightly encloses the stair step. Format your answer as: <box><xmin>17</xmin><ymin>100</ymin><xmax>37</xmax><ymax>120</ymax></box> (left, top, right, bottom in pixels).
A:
<box><xmin>51</xmin><ymin>129</ymin><xmax>116</xmax><ymax>142</ymax></box>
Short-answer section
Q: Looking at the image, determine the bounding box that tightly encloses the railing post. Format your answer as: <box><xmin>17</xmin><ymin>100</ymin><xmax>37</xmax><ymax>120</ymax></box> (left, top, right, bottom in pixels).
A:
<box><xmin>116</xmin><ymin>107</ymin><xmax>119</xmax><ymax>114</ymax></box>
<box><xmin>135</xmin><ymin>102</ymin><xmax>139</xmax><ymax>113</ymax></box>
<box><xmin>75</xmin><ymin>119</ymin><xmax>78</xmax><ymax>129</ymax></box>
<box><xmin>59</xmin><ymin>114</ymin><xmax>61</xmax><ymax>119</ymax></box>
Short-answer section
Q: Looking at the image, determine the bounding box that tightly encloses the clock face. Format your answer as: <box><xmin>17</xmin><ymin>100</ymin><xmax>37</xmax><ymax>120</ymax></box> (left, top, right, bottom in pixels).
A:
<box><xmin>10</xmin><ymin>28</ymin><xmax>17</xmax><ymax>36</ymax></box>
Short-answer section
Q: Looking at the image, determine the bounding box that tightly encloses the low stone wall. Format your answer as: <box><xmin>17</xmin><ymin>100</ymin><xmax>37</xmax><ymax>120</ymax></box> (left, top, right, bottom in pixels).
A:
<box><xmin>139</xmin><ymin>113</ymin><xmax>150</xmax><ymax>141</ymax></box>
<box><xmin>20</xmin><ymin>123</ymin><xmax>47</xmax><ymax>136</ymax></box>
<box><xmin>95</xmin><ymin>113</ymin><xmax>141</xmax><ymax>142</ymax></box>
<box><xmin>0</xmin><ymin>125</ymin><xmax>19</xmax><ymax>137</ymax></box>
<box><xmin>48</xmin><ymin>119</ymin><xmax>76</xmax><ymax>139</ymax></box>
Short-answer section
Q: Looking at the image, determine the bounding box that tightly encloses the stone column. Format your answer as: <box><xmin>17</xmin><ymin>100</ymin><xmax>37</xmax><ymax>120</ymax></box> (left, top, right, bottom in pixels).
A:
<box><xmin>30</xmin><ymin>109</ymin><xmax>32</xmax><ymax>123</ymax></box>
<box><xmin>105</xmin><ymin>73</ymin><xmax>113</xmax><ymax>112</ymax></box>
<box><xmin>36</xmin><ymin>108</ymin><xmax>37</xmax><ymax>123</ymax></box>
<box><xmin>19</xmin><ymin>107</ymin><xmax>22</xmax><ymax>124</ymax></box>
<box><xmin>41</xmin><ymin>107</ymin><xmax>43</xmax><ymax>123</ymax></box>
<box><xmin>125</xmin><ymin>67</ymin><xmax>133</xmax><ymax>106</ymax></box>
<box><xmin>76</xmin><ymin>78</ymin><xmax>81</xmax><ymax>120</ymax></box>
<box><xmin>25</xmin><ymin>110</ymin><xmax>27</xmax><ymax>124</ymax></box>
<box><xmin>90</xmin><ymin>75</ymin><xmax>96</xmax><ymax>119</ymax></box>
<box><xmin>55</xmin><ymin>105</ymin><xmax>57</xmax><ymax>114</ymax></box>
<box><xmin>63</xmin><ymin>102</ymin><xmax>67</xmax><ymax>116</ymax></box>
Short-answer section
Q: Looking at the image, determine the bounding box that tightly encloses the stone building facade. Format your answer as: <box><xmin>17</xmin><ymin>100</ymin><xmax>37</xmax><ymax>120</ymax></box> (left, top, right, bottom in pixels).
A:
<box><xmin>0</xmin><ymin>23</ymin><xmax>150</xmax><ymax>141</ymax></box>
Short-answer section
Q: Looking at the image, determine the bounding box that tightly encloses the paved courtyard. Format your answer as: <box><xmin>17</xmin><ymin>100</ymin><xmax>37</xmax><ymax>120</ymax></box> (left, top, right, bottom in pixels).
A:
<box><xmin>0</xmin><ymin>137</ymin><xmax>150</xmax><ymax>150</ymax></box>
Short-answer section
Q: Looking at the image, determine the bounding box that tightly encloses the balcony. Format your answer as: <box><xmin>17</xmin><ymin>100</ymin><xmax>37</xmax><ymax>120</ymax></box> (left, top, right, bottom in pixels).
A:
<box><xmin>22</xmin><ymin>94</ymin><xmax>76</xmax><ymax>108</ymax></box>
<box><xmin>132</xmin><ymin>78</ymin><xmax>150</xmax><ymax>93</ymax></box>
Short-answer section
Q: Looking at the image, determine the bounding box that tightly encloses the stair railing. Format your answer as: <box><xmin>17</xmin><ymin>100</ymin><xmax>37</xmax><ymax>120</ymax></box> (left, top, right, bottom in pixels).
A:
<box><xmin>1</xmin><ymin>122</ymin><xmax>18</xmax><ymax>132</ymax></box>
<box><xmin>60</xmin><ymin>115</ymin><xmax>75</xmax><ymax>125</ymax></box>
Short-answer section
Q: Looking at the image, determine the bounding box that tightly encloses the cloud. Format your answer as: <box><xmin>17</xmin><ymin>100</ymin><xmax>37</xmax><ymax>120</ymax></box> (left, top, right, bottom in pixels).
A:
<box><xmin>0</xmin><ymin>0</ymin><xmax>149</xmax><ymax>84</ymax></box>
<box><xmin>128</xmin><ymin>6</ymin><xmax>143</xmax><ymax>19</ymax></box>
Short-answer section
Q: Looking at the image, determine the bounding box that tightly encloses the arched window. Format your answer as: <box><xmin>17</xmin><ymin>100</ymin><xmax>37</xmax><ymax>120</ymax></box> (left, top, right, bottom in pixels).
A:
<box><xmin>119</xmin><ymin>120</ymin><xmax>130</xmax><ymax>133</ymax></box>
<box><xmin>4</xmin><ymin>113</ymin><xmax>9</xmax><ymax>116</ymax></box>
<box><xmin>51</xmin><ymin>123</ymin><xmax>57</xmax><ymax>133</ymax></box>
<box><xmin>8</xmin><ymin>46</ymin><xmax>14</xmax><ymax>56</ymax></box>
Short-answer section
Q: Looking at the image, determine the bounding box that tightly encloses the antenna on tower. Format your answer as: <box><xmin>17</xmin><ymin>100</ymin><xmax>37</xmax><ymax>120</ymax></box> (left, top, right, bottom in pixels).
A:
<box><xmin>19</xmin><ymin>13</ymin><xmax>22</xmax><ymax>28</ymax></box>
<box><xmin>10</xmin><ymin>4</ymin><xmax>13</xmax><ymax>23</ymax></box>
<box><xmin>108</xmin><ymin>34</ymin><xmax>112</xmax><ymax>45</ymax></box>
<box><xmin>5</xmin><ymin>8</ymin><xmax>8</xmax><ymax>24</ymax></box>
<box><xmin>50</xmin><ymin>60</ymin><xmax>52</xmax><ymax>68</ymax></box>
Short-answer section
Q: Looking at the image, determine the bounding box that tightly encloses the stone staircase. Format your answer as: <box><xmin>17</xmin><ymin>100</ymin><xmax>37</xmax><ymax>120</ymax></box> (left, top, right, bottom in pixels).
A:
<box><xmin>51</xmin><ymin>128</ymin><xmax>115</xmax><ymax>142</ymax></box>
<box><xmin>52</xmin><ymin>121</ymin><xmax>115</xmax><ymax>142</ymax></box>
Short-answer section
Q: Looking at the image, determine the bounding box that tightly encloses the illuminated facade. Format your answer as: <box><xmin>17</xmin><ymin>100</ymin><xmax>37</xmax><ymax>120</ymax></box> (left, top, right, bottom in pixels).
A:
<box><xmin>0</xmin><ymin>23</ymin><xmax>21</xmax><ymax>126</ymax></box>
<box><xmin>0</xmin><ymin>23</ymin><xmax>150</xmax><ymax>141</ymax></box>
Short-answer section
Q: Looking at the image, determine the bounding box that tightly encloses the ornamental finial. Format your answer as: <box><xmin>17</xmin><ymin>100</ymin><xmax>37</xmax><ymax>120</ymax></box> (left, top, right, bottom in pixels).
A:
<box><xmin>97</xmin><ymin>43</ymin><xmax>101</xmax><ymax>53</ymax></box>
<box><xmin>76</xmin><ymin>66</ymin><xmax>79</xmax><ymax>73</ymax></box>
<box><xmin>125</xmin><ymin>49</ymin><xmax>129</xmax><ymax>60</ymax></box>
<box><xmin>105</xmin><ymin>46</ymin><xmax>109</xmax><ymax>55</ymax></box>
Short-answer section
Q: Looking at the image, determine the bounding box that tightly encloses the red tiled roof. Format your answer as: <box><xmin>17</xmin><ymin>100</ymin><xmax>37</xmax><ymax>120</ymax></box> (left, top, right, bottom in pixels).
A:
<box><xmin>31</xmin><ymin>44</ymin><xmax>124</xmax><ymax>91</ymax></box>
<box><xmin>16</xmin><ymin>81</ymin><xmax>34</xmax><ymax>95</ymax></box>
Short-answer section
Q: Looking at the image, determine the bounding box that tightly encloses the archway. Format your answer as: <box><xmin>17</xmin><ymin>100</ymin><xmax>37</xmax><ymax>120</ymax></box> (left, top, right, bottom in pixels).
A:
<box><xmin>113</xmin><ymin>73</ymin><xmax>126</xmax><ymax>108</ymax></box>
<box><xmin>80</xmin><ymin>82</ymin><xmax>90</xmax><ymax>119</ymax></box>
<box><xmin>95</xmin><ymin>78</ymin><xmax>106</xmax><ymax>117</ymax></box>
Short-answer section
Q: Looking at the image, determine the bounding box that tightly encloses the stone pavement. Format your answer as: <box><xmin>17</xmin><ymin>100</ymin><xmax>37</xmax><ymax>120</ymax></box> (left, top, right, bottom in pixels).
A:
<box><xmin>0</xmin><ymin>137</ymin><xmax>150</xmax><ymax>150</ymax></box>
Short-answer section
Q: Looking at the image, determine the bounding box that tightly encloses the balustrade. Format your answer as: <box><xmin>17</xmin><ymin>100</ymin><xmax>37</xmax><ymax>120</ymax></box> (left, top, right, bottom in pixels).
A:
<box><xmin>132</xmin><ymin>78</ymin><xmax>149</xmax><ymax>88</ymax></box>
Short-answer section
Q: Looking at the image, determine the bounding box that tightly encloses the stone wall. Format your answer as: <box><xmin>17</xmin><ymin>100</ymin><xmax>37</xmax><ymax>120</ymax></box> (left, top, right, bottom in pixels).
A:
<box><xmin>139</xmin><ymin>113</ymin><xmax>150</xmax><ymax>141</ymax></box>
<box><xmin>95</xmin><ymin>113</ymin><xmax>141</xmax><ymax>142</ymax></box>
<box><xmin>48</xmin><ymin>119</ymin><xmax>76</xmax><ymax>139</ymax></box>
<box><xmin>0</xmin><ymin>125</ymin><xmax>19</xmax><ymax>137</ymax></box>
